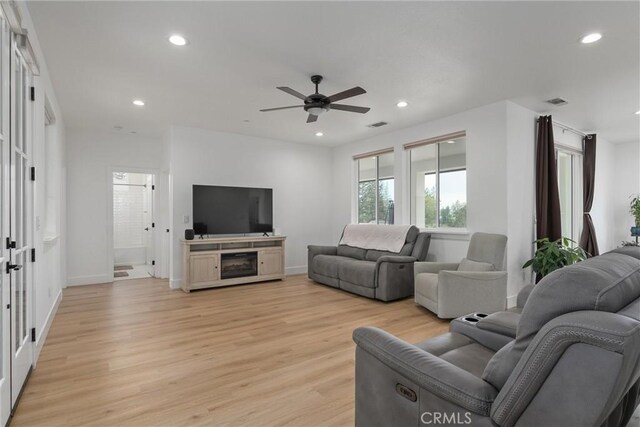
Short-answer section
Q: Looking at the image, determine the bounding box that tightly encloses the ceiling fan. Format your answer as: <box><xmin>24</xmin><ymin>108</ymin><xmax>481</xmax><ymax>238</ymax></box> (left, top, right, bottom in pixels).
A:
<box><xmin>260</xmin><ymin>75</ymin><xmax>370</xmax><ymax>123</ymax></box>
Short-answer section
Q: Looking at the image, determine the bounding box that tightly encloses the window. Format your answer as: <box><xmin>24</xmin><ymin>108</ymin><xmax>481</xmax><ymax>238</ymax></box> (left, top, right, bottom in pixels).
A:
<box><xmin>357</xmin><ymin>151</ymin><xmax>394</xmax><ymax>224</ymax></box>
<box><xmin>408</xmin><ymin>136</ymin><xmax>466</xmax><ymax>229</ymax></box>
<box><xmin>556</xmin><ymin>147</ymin><xmax>582</xmax><ymax>242</ymax></box>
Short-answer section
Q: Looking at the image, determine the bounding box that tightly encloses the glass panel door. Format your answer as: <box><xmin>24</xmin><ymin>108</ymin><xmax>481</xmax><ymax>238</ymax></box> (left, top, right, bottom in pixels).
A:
<box><xmin>9</xmin><ymin>39</ymin><xmax>32</xmax><ymax>408</ymax></box>
<box><xmin>0</xmin><ymin>8</ymin><xmax>11</xmax><ymax>425</ymax></box>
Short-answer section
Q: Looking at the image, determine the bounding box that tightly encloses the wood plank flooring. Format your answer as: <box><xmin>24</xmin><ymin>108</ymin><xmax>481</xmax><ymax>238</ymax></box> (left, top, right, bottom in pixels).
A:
<box><xmin>12</xmin><ymin>275</ymin><xmax>448</xmax><ymax>426</ymax></box>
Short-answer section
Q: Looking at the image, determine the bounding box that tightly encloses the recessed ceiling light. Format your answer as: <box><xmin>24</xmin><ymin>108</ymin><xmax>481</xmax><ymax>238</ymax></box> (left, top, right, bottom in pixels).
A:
<box><xmin>635</xmin><ymin>110</ymin><xmax>640</xmax><ymax>115</ymax></box>
<box><xmin>132</xmin><ymin>99</ymin><xmax>145</xmax><ymax>106</ymax></box>
<box><xmin>315</xmin><ymin>132</ymin><xmax>324</xmax><ymax>137</ymax></box>
<box><xmin>396</xmin><ymin>101</ymin><xmax>408</xmax><ymax>108</ymax></box>
<box><xmin>169</xmin><ymin>34</ymin><xmax>188</xmax><ymax>46</ymax></box>
<box><xmin>580</xmin><ymin>33</ymin><xmax>602</xmax><ymax>44</ymax></box>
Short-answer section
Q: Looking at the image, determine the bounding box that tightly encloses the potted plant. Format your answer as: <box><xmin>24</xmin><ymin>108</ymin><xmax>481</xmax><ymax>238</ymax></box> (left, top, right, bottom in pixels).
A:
<box><xmin>630</xmin><ymin>195</ymin><xmax>640</xmax><ymax>237</ymax></box>
<box><xmin>523</xmin><ymin>237</ymin><xmax>588</xmax><ymax>279</ymax></box>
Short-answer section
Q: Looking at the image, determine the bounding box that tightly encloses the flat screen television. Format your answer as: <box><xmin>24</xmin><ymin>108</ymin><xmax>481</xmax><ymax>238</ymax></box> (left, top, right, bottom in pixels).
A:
<box><xmin>192</xmin><ymin>185</ymin><xmax>273</xmax><ymax>235</ymax></box>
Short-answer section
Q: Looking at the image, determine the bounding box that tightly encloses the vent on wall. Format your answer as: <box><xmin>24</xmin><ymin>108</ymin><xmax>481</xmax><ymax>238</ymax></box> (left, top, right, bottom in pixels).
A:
<box><xmin>546</xmin><ymin>97</ymin><xmax>568</xmax><ymax>106</ymax></box>
<box><xmin>368</xmin><ymin>121</ymin><xmax>388</xmax><ymax>128</ymax></box>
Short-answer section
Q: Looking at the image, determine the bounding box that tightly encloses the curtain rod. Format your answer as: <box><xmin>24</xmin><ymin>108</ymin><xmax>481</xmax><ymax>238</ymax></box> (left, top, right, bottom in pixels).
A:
<box><xmin>537</xmin><ymin>117</ymin><xmax>592</xmax><ymax>139</ymax></box>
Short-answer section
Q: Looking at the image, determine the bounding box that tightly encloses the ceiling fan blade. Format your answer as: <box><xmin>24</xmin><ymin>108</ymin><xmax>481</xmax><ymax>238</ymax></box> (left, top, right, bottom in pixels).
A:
<box><xmin>326</xmin><ymin>86</ymin><xmax>366</xmax><ymax>103</ymax></box>
<box><xmin>306</xmin><ymin>114</ymin><xmax>318</xmax><ymax>123</ymax></box>
<box><xmin>330</xmin><ymin>104</ymin><xmax>371</xmax><ymax>114</ymax></box>
<box><xmin>260</xmin><ymin>105</ymin><xmax>303</xmax><ymax>112</ymax></box>
<box><xmin>277</xmin><ymin>87</ymin><xmax>308</xmax><ymax>101</ymax></box>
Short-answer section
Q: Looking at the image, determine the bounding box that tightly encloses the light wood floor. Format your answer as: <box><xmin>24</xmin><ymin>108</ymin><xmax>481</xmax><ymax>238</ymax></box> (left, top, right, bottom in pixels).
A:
<box><xmin>12</xmin><ymin>275</ymin><xmax>448</xmax><ymax>426</ymax></box>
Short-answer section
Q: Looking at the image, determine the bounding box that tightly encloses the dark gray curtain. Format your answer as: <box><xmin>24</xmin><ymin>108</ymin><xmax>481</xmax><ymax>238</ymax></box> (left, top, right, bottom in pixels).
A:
<box><xmin>579</xmin><ymin>134</ymin><xmax>599</xmax><ymax>256</ymax></box>
<box><xmin>535</xmin><ymin>116</ymin><xmax>562</xmax><ymax>242</ymax></box>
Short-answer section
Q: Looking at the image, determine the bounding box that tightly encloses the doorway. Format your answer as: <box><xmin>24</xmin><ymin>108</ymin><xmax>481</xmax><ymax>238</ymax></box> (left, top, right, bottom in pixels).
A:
<box><xmin>112</xmin><ymin>172</ymin><xmax>155</xmax><ymax>281</ymax></box>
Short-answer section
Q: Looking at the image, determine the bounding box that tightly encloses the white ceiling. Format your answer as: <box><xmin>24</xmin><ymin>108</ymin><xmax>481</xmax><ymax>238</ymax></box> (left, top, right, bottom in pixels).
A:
<box><xmin>28</xmin><ymin>1</ymin><xmax>639</xmax><ymax>146</ymax></box>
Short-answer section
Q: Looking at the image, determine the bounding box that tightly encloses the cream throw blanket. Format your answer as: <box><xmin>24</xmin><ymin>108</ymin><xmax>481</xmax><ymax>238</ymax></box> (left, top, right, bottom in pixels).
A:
<box><xmin>339</xmin><ymin>224</ymin><xmax>412</xmax><ymax>253</ymax></box>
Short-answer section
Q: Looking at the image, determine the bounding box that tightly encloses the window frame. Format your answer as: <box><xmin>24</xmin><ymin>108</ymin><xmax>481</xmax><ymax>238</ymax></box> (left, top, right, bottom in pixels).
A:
<box><xmin>355</xmin><ymin>150</ymin><xmax>395</xmax><ymax>224</ymax></box>
<box><xmin>555</xmin><ymin>144</ymin><xmax>583</xmax><ymax>243</ymax></box>
<box><xmin>407</xmin><ymin>136</ymin><xmax>467</xmax><ymax>230</ymax></box>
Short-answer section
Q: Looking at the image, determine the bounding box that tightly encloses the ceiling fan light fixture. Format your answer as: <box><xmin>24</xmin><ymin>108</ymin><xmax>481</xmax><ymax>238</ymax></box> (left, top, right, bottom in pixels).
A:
<box><xmin>307</xmin><ymin>106</ymin><xmax>328</xmax><ymax>116</ymax></box>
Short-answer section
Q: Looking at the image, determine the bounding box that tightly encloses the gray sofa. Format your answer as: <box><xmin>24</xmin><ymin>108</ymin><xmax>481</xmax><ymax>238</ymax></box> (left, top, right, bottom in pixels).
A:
<box><xmin>307</xmin><ymin>225</ymin><xmax>431</xmax><ymax>301</ymax></box>
<box><xmin>353</xmin><ymin>247</ymin><xmax>640</xmax><ymax>426</ymax></box>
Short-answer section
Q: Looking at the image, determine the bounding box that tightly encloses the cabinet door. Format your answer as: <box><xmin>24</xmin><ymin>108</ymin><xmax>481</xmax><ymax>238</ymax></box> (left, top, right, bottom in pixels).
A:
<box><xmin>259</xmin><ymin>250</ymin><xmax>283</xmax><ymax>276</ymax></box>
<box><xmin>190</xmin><ymin>254</ymin><xmax>219</xmax><ymax>284</ymax></box>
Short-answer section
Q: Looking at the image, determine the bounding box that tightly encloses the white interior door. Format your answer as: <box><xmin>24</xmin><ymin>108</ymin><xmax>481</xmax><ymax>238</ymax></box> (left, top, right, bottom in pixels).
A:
<box><xmin>9</xmin><ymin>38</ymin><xmax>32</xmax><ymax>408</ymax></box>
<box><xmin>0</xmin><ymin>9</ymin><xmax>11</xmax><ymax>425</ymax></box>
<box><xmin>145</xmin><ymin>174</ymin><xmax>155</xmax><ymax>277</ymax></box>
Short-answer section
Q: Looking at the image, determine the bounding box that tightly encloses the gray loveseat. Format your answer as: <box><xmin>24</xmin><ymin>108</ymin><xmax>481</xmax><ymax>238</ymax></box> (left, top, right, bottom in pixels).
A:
<box><xmin>307</xmin><ymin>225</ymin><xmax>431</xmax><ymax>301</ymax></box>
<box><xmin>353</xmin><ymin>247</ymin><xmax>640</xmax><ymax>426</ymax></box>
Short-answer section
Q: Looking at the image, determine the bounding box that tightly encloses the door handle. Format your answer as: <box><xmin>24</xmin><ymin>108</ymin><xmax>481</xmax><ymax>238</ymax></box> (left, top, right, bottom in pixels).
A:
<box><xmin>5</xmin><ymin>264</ymin><xmax>22</xmax><ymax>274</ymax></box>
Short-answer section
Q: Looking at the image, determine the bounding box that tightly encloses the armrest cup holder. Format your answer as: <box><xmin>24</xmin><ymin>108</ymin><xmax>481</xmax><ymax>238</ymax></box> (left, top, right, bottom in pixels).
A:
<box><xmin>450</xmin><ymin>312</ymin><xmax>514</xmax><ymax>352</ymax></box>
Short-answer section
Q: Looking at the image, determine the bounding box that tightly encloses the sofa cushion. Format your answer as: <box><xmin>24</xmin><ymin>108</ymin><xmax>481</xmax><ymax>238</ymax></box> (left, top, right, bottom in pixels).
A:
<box><xmin>411</xmin><ymin>233</ymin><xmax>432</xmax><ymax>261</ymax></box>
<box><xmin>312</xmin><ymin>255</ymin><xmax>348</xmax><ymax>279</ymax></box>
<box><xmin>405</xmin><ymin>226</ymin><xmax>419</xmax><ymax>244</ymax></box>
<box><xmin>518</xmin><ymin>252</ymin><xmax>640</xmax><ymax>342</ymax></box>
<box><xmin>458</xmin><ymin>258</ymin><xmax>495</xmax><ymax>272</ymax></box>
<box><xmin>415</xmin><ymin>273</ymin><xmax>438</xmax><ymax>302</ymax></box>
<box><xmin>477</xmin><ymin>311</ymin><xmax>520</xmax><ymax>338</ymax></box>
<box><xmin>618</xmin><ymin>297</ymin><xmax>640</xmax><ymax>321</ymax></box>
<box><xmin>337</xmin><ymin>258</ymin><xmax>377</xmax><ymax>288</ymax></box>
<box><xmin>467</xmin><ymin>232</ymin><xmax>508</xmax><ymax>270</ymax></box>
<box><xmin>609</xmin><ymin>246</ymin><xmax>640</xmax><ymax>260</ymax></box>
<box><xmin>365</xmin><ymin>244</ymin><xmax>413</xmax><ymax>261</ymax></box>
<box><xmin>415</xmin><ymin>332</ymin><xmax>495</xmax><ymax>378</ymax></box>
<box><xmin>337</xmin><ymin>245</ymin><xmax>367</xmax><ymax>260</ymax></box>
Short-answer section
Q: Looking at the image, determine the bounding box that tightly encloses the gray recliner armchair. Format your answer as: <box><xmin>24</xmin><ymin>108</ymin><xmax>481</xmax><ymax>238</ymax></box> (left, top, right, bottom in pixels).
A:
<box><xmin>353</xmin><ymin>247</ymin><xmax>640</xmax><ymax>426</ymax></box>
<box><xmin>414</xmin><ymin>232</ymin><xmax>508</xmax><ymax>318</ymax></box>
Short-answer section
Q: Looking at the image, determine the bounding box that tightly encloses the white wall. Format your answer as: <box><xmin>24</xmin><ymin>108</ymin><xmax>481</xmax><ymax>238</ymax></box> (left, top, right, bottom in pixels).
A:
<box><xmin>66</xmin><ymin>129</ymin><xmax>168</xmax><ymax>285</ymax></box>
<box><xmin>18</xmin><ymin>3</ymin><xmax>67</xmax><ymax>363</ymax></box>
<box><xmin>609</xmin><ymin>141</ymin><xmax>640</xmax><ymax>249</ymax></box>
<box><xmin>505</xmin><ymin>102</ymin><xmax>536</xmax><ymax>304</ymax></box>
<box><xmin>331</xmin><ymin>101</ymin><xmax>513</xmax><ymax>281</ymax></box>
<box><xmin>591</xmin><ymin>137</ymin><xmax>615</xmax><ymax>252</ymax></box>
<box><xmin>168</xmin><ymin>126</ymin><xmax>334</xmax><ymax>288</ymax></box>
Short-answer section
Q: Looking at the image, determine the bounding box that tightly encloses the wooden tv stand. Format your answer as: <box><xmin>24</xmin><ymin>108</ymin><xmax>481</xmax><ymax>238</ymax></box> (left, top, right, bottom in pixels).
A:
<box><xmin>181</xmin><ymin>235</ymin><xmax>286</xmax><ymax>292</ymax></box>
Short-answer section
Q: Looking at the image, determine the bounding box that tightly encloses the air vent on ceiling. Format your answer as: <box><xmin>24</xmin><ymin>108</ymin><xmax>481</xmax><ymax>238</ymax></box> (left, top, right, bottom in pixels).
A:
<box><xmin>546</xmin><ymin>97</ymin><xmax>568</xmax><ymax>106</ymax></box>
<box><xmin>368</xmin><ymin>121</ymin><xmax>388</xmax><ymax>128</ymax></box>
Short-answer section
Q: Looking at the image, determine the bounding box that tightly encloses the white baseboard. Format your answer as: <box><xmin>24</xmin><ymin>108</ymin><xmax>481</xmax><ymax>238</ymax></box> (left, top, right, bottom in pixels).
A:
<box><xmin>34</xmin><ymin>289</ymin><xmax>62</xmax><ymax>366</ymax></box>
<box><xmin>170</xmin><ymin>278</ymin><xmax>181</xmax><ymax>289</ymax></box>
<box><xmin>506</xmin><ymin>294</ymin><xmax>518</xmax><ymax>309</ymax></box>
<box><xmin>285</xmin><ymin>265</ymin><xmax>307</xmax><ymax>276</ymax></box>
<box><xmin>67</xmin><ymin>274</ymin><xmax>113</xmax><ymax>286</ymax></box>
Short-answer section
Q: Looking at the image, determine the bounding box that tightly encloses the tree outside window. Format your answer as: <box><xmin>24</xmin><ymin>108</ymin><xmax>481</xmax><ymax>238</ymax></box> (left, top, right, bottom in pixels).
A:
<box><xmin>357</xmin><ymin>152</ymin><xmax>395</xmax><ymax>224</ymax></box>
<box><xmin>410</xmin><ymin>138</ymin><xmax>467</xmax><ymax>229</ymax></box>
